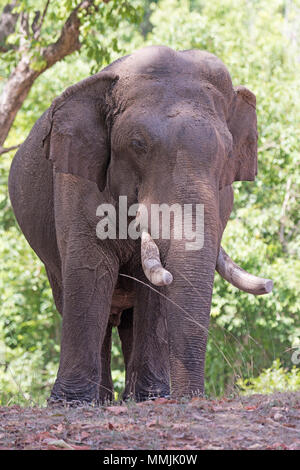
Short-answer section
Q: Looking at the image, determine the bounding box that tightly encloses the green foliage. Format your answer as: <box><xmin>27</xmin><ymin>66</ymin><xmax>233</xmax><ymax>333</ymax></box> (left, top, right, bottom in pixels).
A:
<box><xmin>79</xmin><ymin>0</ymin><xmax>144</xmax><ymax>72</ymax></box>
<box><xmin>0</xmin><ymin>0</ymin><xmax>144</xmax><ymax>78</ymax></box>
<box><xmin>0</xmin><ymin>0</ymin><xmax>300</xmax><ymax>404</ymax></box>
<box><xmin>237</xmin><ymin>359</ymin><xmax>300</xmax><ymax>395</ymax></box>
<box><xmin>0</xmin><ymin>347</ymin><xmax>58</xmax><ymax>406</ymax></box>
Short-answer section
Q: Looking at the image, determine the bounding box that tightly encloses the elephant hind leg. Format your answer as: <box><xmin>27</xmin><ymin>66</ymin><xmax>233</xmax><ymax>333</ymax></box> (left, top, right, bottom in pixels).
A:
<box><xmin>99</xmin><ymin>308</ymin><xmax>133</xmax><ymax>403</ymax></box>
<box><xmin>122</xmin><ymin>288</ymin><xmax>170</xmax><ymax>402</ymax></box>
<box><xmin>99</xmin><ymin>322</ymin><xmax>114</xmax><ymax>403</ymax></box>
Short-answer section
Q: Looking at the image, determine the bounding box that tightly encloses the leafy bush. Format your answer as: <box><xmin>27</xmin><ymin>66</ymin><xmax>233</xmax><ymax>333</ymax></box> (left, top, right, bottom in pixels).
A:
<box><xmin>237</xmin><ymin>359</ymin><xmax>300</xmax><ymax>395</ymax></box>
<box><xmin>0</xmin><ymin>346</ymin><xmax>58</xmax><ymax>406</ymax></box>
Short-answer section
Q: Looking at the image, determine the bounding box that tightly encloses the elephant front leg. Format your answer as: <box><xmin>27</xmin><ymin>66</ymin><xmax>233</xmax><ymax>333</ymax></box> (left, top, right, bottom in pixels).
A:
<box><xmin>123</xmin><ymin>279</ymin><xmax>170</xmax><ymax>401</ymax></box>
<box><xmin>50</xmin><ymin>254</ymin><xmax>119</xmax><ymax>405</ymax></box>
<box><xmin>49</xmin><ymin>172</ymin><xmax>121</xmax><ymax>405</ymax></box>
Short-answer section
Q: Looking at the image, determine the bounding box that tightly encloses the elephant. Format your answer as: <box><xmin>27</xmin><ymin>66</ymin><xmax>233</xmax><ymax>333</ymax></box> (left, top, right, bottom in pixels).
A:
<box><xmin>8</xmin><ymin>46</ymin><xmax>273</xmax><ymax>404</ymax></box>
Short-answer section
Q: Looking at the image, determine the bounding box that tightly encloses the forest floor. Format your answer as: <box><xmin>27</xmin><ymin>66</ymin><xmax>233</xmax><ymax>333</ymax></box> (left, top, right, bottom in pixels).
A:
<box><xmin>0</xmin><ymin>392</ymin><xmax>299</xmax><ymax>450</ymax></box>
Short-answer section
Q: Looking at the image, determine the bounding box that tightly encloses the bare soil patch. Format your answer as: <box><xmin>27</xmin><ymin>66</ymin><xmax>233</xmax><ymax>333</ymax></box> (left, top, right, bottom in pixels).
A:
<box><xmin>0</xmin><ymin>392</ymin><xmax>299</xmax><ymax>450</ymax></box>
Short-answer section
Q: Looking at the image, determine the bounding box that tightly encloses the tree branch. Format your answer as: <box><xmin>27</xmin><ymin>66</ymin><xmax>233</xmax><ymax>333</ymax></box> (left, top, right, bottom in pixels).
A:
<box><xmin>0</xmin><ymin>0</ymin><xmax>112</xmax><ymax>147</ymax></box>
<box><xmin>42</xmin><ymin>0</ymin><xmax>96</xmax><ymax>67</ymax></box>
<box><xmin>279</xmin><ymin>176</ymin><xmax>292</xmax><ymax>252</ymax></box>
<box><xmin>42</xmin><ymin>10</ymin><xmax>81</xmax><ymax>67</ymax></box>
<box><xmin>33</xmin><ymin>0</ymin><xmax>50</xmax><ymax>40</ymax></box>
<box><xmin>19</xmin><ymin>10</ymin><xmax>30</xmax><ymax>49</ymax></box>
<box><xmin>0</xmin><ymin>143</ymin><xmax>21</xmax><ymax>155</ymax></box>
<box><xmin>0</xmin><ymin>1</ymin><xmax>19</xmax><ymax>52</ymax></box>
<box><xmin>258</xmin><ymin>141</ymin><xmax>277</xmax><ymax>153</ymax></box>
<box><xmin>31</xmin><ymin>11</ymin><xmax>41</xmax><ymax>36</ymax></box>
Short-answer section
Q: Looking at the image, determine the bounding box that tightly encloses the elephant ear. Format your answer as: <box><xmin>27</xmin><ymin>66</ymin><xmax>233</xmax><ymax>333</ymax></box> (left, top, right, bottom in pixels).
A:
<box><xmin>42</xmin><ymin>71</ymin><xmax>118</xmax><ymax>191</ymax></box>
<box><xmin>220</xmin><ymin>85</ymin><xmax>258</xmax><ymax>188</ymax></box>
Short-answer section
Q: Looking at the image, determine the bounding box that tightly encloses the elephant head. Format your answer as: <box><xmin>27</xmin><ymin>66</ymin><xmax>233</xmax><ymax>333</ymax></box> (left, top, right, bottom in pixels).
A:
<box><xmin>42</xmin><ymin>46</ymin><xmax>272</xmax><ymax>398</ymax></box>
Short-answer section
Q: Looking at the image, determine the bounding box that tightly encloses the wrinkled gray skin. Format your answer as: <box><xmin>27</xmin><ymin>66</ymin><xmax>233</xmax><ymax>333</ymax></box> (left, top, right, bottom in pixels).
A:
<box><xmin>8</xmin><ymin>46</ymin><xmax>258</xmax><ymax>403</ymax></box>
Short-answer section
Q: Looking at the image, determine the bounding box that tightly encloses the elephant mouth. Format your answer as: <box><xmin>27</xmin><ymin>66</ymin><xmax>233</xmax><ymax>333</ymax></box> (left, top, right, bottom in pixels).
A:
<box><xmin>141</xmin><ymin>230</ymin><xmax>273</xmax><ymax>295</ymax></box>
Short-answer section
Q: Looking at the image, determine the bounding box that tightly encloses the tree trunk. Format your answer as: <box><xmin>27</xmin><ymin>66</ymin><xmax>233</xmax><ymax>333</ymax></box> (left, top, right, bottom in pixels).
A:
<box><xmin>0</xmin><ymin>1</ymin><xmax>19</xmax><ymax>52</ymax></box>
<box><xmin>0</xmin><ymin>58</ymin><xmax>39</xmax><ymax>146</ymax></box>
<box><xmin>0</xmin><ymin>3</ymin><xmax>89</xmax><ymax>148</ymax></box>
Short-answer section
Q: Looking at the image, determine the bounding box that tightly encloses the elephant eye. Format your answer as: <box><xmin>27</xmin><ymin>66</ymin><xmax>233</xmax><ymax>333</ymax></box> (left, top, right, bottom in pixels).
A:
<box><xmin>131</xmin><ymin>138</ymin><xmax>147</xmax><ymax>155</ymax></box>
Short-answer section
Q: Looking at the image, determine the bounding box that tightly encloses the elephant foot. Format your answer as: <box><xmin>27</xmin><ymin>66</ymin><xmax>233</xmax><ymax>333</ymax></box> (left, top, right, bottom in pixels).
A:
<box><xmin>99</xmin><ymin>389</ymin><xmax>114</xmax><ymax>405</ymax></box>
<box><xmin>47</xmin><ymin>397</ymin><xmax>96</xmax><ymax>408</ymax></box>
<box><xmin>49</xmin><ymin>379</ymin><xmax>100</xmax><ymax>406</ymax></box>
<box><xmin>122</xmin><ymin>385</ymin><xmax>170</xmax><ymax>403</ymax></box>
<box><xmin>134</xmin><ymin>392</ymin><xmax>171</xmax><ymax>403</ymax></box>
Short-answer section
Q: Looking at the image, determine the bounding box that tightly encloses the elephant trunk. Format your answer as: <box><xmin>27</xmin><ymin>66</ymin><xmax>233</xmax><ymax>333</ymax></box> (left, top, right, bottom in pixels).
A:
<box><xmin>156</xmin><ymin>185</ymin><xmax>220</xmax><ymax>397</ymax></box>
<box><xmin>163</xmin><ymin>236</ymin><xmax>217</xmax><ymax>397</ymax></box>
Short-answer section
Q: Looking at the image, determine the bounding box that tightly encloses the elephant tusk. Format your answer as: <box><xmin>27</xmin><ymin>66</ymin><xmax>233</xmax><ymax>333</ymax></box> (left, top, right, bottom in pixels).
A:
<box><xmin>141</xmin><ymin>231</ymin><xmax>173</xmax><ymax>286</ymax></box>
<box><xmin>216</xmin><ymin>246</ymin><xmax>273</xmax><ymax>295</ymax></box>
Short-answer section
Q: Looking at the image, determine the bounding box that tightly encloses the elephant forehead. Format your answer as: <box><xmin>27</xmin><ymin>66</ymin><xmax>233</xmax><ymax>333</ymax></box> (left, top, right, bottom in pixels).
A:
<box><xmin>119</xmin><ymin>45</ymin><xmax>178</xmax><ymax>76</ymax></box>
<box><xmin>114</xmin><ymin>46</ymin><xmax>233</xmax><ymax>102</ymax></box>
<box><xmin>179</xmin><ymin>50</ymin><xmax>233</xmax><ymax>102</ymax></box>
<box><xmin>116</xmin><ymin>76</ymin><xmax>228</xmax><ymax>125</ymax></box>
